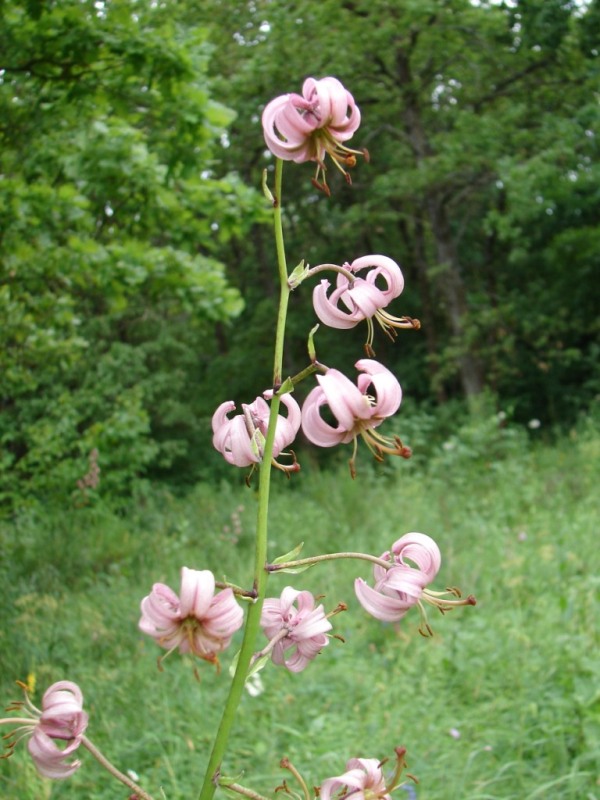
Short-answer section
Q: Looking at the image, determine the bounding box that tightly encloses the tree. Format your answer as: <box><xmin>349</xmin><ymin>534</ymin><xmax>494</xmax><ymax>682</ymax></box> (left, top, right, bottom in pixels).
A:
<box><xmin>0</xmin><ymin>0</ymin><xmax>267</xmax><ymax>507</ymax></box>
<box><xmin>192</xmin><ymin>0</ymin><xmax>599</xmax><ymax>419</ymax></box>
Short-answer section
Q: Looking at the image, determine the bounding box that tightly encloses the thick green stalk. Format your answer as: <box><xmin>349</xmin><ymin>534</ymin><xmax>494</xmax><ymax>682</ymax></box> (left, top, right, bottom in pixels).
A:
<box><xmin>198</xmin><ymin>159</ymin><xmax>289</xmax><ymax>800</ymax></box>
<box><xmin>271</xmin><ymin>159</ymin><xmax>289</xmax><ymax>389</ymax></box>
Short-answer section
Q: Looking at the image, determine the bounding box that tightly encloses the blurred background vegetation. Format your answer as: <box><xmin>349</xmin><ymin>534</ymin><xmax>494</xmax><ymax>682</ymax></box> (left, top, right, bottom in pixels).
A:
<box><xmin>1</xmin><ymin>3</ymin><xmax>599</xmax><ymax>798</ymax></box>
<box><xmin>1</xmin><ymin>0</ymin><xmax>598</xmax><ymax>509</ymax></box>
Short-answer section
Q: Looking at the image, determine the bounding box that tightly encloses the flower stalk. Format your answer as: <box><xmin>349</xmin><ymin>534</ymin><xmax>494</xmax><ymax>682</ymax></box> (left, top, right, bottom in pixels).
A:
<box><xmin>198</xmin><ymin>158</ymin><xmax>291</xmax><ymax>800</ymax></box>
<box><xmin>81</xmin><ymin>737</ymin><xmax>156</xmax><ymax>800</ymax></box>
<box><xmin>272</xmin><ymin>158</ymin><xmax>290</xmax><ymax>390</ymax></box>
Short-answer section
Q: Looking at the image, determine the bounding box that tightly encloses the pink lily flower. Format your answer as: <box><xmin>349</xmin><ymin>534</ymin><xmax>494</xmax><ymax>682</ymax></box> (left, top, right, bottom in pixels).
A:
<box><xmin>355</xmin><ymin>533</ymin><xmax>476</xmax><ymax>634</ymax></box>
<box><xmin>301</xmin><ymin>359</ymin><xmax>411</xmax><ymax>476</ymax></box>
<box><xmin>262</xmin><ymin>76</ymin><xmax>365</xmax><ymax>193</ymax></box>
<box><xmin>139</xmin><ymin>567</ymin><xmax>244</xmax><ymax>667</ymax></box>
<box><xmin>319</xmin><ymin>748</ymin><xmax>415</xmax><ymax>800</ymax></box>
<box><xmin>212</xmin><ymin>390</ymin><xmax>301</xmax><ymax>474</ymax></box>
<box><xmin>319</xmin><ymin>757</ymin><xmax>392</xmax><ymax>800</ymax></box>
<box><xmin>1</xmin><ymin>681</ymin><xmax>88</xmax><ymax>779</ymax></box>
<box><xmin>312</xmin><ymin>255</ymin><xmax>420</xmax><ymax>354</ymax></box>
<box><xmin>260</xmin><ymin>587</ymin><xmax>332</xmax><ymax>672</ymax></box>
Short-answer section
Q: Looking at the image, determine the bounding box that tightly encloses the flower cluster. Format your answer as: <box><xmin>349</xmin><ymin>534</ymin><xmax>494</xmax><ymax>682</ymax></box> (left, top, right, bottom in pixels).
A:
<box><xmin>1</xmin><ymin>681</ymin><xmax>88</xmax><ymax>779</ymax></box>
<box><xmin>211</xmin><ymin>245</ymin><xmax>422</xmax><ymax>477</ymax></box>
<box><xmin>262</xmin><ymin>76</ymin><xmax>365</xmax><ymax>193</ymax></box>
<box><xmin>139</xmin><ymin>568</ymin><xmax>244</xmax><ymax>666</ymax></box>
<box><xmin>1</xmin><ymin>74</ymin><xmax>480</xmax><ymax>797</ymax></box>
<box><xmin>212</xmin><ymin>360</ymin><xmax>411</xmax><ymax>478</ymax></box>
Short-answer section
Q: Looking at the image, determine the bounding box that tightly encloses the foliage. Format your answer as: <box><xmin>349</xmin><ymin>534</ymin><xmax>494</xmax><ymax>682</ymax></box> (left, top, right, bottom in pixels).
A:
<box><xmin>0</xmin><ymin>0</ymin><xmax>267</xmax><ymax>508</ymax></box>
<box><xmin>192</xmin><ymin>0</ymin><xmax>599</xmax><ymax>418</ymax></box>
<box><xmin>2</xmin><ymin>0</ymin><xmax>598</xmax><ymax>505</ymax></box>
<box><xmin>1</xmin><ymin>421</ymin><xmax>598</xmax><ymax>798</ymax></box>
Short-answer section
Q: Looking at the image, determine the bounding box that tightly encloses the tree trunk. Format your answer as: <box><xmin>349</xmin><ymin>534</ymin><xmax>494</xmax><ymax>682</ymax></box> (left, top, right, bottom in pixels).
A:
<box><xmin>395</xmin><ymin>46</ymin><xmax>485</xmax><ymax>400</ymax></box>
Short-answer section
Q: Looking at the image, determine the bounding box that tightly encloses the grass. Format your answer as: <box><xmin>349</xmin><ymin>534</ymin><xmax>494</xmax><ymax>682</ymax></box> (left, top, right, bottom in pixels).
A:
<box><xmin>1</xmin><ymin>413</ymin><xmax>599</xmax><ymax>800</ymax></box>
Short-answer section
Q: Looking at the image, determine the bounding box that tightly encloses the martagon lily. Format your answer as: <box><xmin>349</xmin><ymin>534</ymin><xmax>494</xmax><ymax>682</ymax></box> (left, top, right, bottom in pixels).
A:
<box><xmin>301</xmin><ymin>359</ymin><xmax>411</xmax><ymax>476</ymax></box>
<box><xmin>259</xmin><ymin>587</ymin><xmax>333</xmax><ymax>673</ymax></box>
<box><xmin>319</xmin><ymin>748</ymin><xmax>414</xmax><ymax>800</ymax></box>
<box><xmin>212</xmin><ymin>390</ymin><xmax>301</xmax><ymax>474</ymax></box>
<box><xmin>139</xmin><ymin>567</ymin><xmax>244</xmax><ymax>667</ymax></box>
<box><xmin>355</xmin><ymin>533</ymin><xmax>476</xmax><ymax>635</ymax></box>
<box><xmin>262</xmin><ymin>76</ymin><xmax>366</xmax><ymax>193</ymax></box>
<box><xmin>312</xmin><ymin>255</ymin><xmax>420</xmax><ymax>355</ymax></box>
<box><xmin>0</xmin><ymin>681</ymin><xmax>88</xmax><ymax>779</ymax></box>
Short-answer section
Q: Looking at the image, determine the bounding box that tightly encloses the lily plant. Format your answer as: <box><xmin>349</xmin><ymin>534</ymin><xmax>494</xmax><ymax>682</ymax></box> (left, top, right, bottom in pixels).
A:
<box><xmin>2</xmin><ymin>75</ymin><xmax>476</xmax><ymax>800</ymax></box>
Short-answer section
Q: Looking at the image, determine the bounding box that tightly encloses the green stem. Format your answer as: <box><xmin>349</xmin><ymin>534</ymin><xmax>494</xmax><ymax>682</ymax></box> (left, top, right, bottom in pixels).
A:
<box><xmin>272</xmin><ymin>158</ymin><xmax>289</xmax><ymax>389</ymax></box>
<box><xmin>198</xmin><ymin>159</ymin><xmax>290</xmax><ymax>800</ymax></box>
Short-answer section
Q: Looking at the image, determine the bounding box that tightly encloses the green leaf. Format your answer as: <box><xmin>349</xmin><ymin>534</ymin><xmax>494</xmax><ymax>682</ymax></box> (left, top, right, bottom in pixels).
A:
<box><xmin>271</xmin><ymin>542</ymin><xmax>304</xmax><ymax>565</ymax></box>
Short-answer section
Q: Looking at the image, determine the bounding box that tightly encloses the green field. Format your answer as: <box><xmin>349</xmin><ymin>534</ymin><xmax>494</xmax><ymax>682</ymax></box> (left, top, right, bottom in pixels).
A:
<box><xmin>1</xmin><ymin>414</ymin><xmax>599</xmax><ymax>800</ymax></box>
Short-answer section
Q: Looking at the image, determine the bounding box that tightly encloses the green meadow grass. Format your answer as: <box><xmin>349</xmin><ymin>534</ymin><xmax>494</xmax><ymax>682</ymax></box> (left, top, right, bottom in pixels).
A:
<box><xmin>1</xmin><ymin>416</ymin><xmax>599</xmax><ymax>800</ymax></box>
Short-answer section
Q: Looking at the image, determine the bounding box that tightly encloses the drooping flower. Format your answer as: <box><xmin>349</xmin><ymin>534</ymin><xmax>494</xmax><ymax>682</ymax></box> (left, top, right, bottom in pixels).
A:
<box><xmin>355</xmin><ymin>533</ymin><xmax>476</xmax><ymax>634</ymax></box>
<box><xmin>312</xmin><ymin>255</ymin><xmax>420</xmax><ymax>354</ymax></box>
<box><xmin>319</xmin><ymin>749</ymin><xmax>414</xmax><ymax>800</ymax></box>
<box><xmin>212</xmin><ymin>390</ymin><xmax>301</xmax><ymax>474</ymax></box>
<box><xmin>319</xmin><ymin>757</ymin><xmax>392</xmax><ymax>800</ymax></box>
<box><xmin>301</xmin><ymin>359</ymin><xmax>411</xmax><ymax>476</ymax></box>
<box><xmin>260</xmin><ymin>587</ymin><xmax>332</xmax><ymax>672</ymax></box>
<box><xmin>262</xmin><ymin>76</ymin><xmax>365</xmax><ymax>193</ymax></box>
<box><xmin>1</xmin><ymin>681</ymin><xmax>88</xmax><ymax>779</ymax></box>
<box><xmin>139</xmin><ymin>568</ymin><xmax>244</xmax><ymax>667</ymax></box>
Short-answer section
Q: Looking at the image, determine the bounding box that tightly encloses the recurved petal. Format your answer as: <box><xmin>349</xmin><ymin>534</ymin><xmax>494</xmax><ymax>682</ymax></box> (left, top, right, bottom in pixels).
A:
<box><xmin>42</xmin><ymin>681</ymin><xmax>83</xmax><ymax>711</ymax></box>
<box><xmin>262</xmin><ymin>95</ymin><xmax>314</xmax><ymax>162</ymax></box>
<box><xmin>293</xmin><ymin>609</ymin><xmax>332</xmax><ymax>641</ymax></box>
<box><xmin>308</xmin><ymin>76</ymin><xmax>361</xmax><ymax>136</ymax></box>
<box><xmin>280</xmin><ymin>648</ymin><xmax>311</xmax><ymax>673</ymax></box>
<box><xmin>139</xmin><ymin>583</ymin><xmax>181</xmax><ymax>631</ymax></box>
<box><xmin>355</xmin><ymin>359</ymin><xmax>402</xmax><ymax>418</ymax></box>
<box><xmin>276</xmin><ymin>96</ymin><xmax>318</xmax><ymax>139</ymax></box>
<box><xmin>352</xmin><ymin>255</ymin><xmax>404</xmax><ymax>299</ymax></box>
<box><xmin>278</xmin><ymin>586</ymin><xmax>302</xmax><ymax>616</ymax></box>
<box><xmin>354</xmin><ymin>578</ymin><xmax>412</xmax><ymax>622</ymax></box>
<box><xmin>392</xmin><ymin>532</ymin><xmax>441</xmax><ymax>582</ymax></box>
<box><xmin>273</xmin><ymin>393</ymin><xmax>302</xmax><ymax>454</ymax></box>
<box><xmin>343</xmin><ymin>279</ymin><xmax>387</xmax><ymax>319</ymax></box>
<box><xmin>39</xmin><ymin>682</ymin><xmax>88</xmax><ymax>740</ymax></box>
<box><xmin>380</xmin><ymin>566</ymin><xmax>426</xmax><ymax>601</ymax></box>
<box><xmin>203</xmin><ymin>588</ymin><xmax>244</xmax><ymax>640</ymax></box>
<box><xmin>294</xmin><ymin>589</ymin><xmax>317</xmax><ymax>615</ymax></box>
<box><xmin>179</xmin><ymin>568</ymin><xmax>215</xmax><ymax>619</ymax></box>
<box><xmin>247</xmin><ymin>396</ymin><xmax>271</xmax><ymax>436</ymax></box>
<box><xmin>301</xmin><ymin>386</ymin><xmax>350</xmax><ymax>447</ymax></box>
<box><xmin>222</xmin><ymin>414</ymin><xmax>261</xmax><ymax>466</ymax></box>
<box><xmin>260</xmin><ymin>597</ymin><xmax>285</xmax><ymax>638</ymax></box>
<box><xmin>28</xmin><ymin>729</ymin><xmax>82</xmax><ymax>779</ymax></box>
<box><xmin>211</xmin><ymin>400</ymin><xmax>236</xmax><ymax>434</ymax></box>
<box><xmin>318</xmin><ymin>369</ymin><xmax>371</xmax><ymax>428</ymax></box>
<box><xmin>345</xmin><ymin>759</ymin><xmax>386</xmax><ymax>788</ymax></box>
<box><xmin>313</xmin><ymin>279</ymin><xmax>364</xmax><ymax>329</ymax></box>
